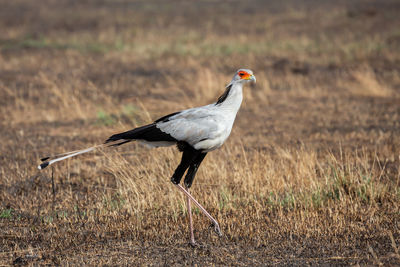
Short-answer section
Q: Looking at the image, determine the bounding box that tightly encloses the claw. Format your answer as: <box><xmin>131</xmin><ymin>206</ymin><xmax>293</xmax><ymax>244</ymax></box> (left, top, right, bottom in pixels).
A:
<box><xmin>210</xmin><ymin>223</ymin><xmax>223</xmax><ymax>237</ymax></box>
<box><xmin>189</xmin><ymin>240</ymin><xmax>204</xmax><ymax>248</ymax></box>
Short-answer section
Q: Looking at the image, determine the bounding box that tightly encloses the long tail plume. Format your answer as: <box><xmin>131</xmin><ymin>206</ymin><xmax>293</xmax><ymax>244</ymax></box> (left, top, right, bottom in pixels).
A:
<box><xmin>38</xmin><ymin>140</ymin><xmax>130</xmax><ymax>170</ymax></box>
<box><xmin>38</xmin><ymin>122</ymin><xmax>173</xmax><ymax>170</ymax></box>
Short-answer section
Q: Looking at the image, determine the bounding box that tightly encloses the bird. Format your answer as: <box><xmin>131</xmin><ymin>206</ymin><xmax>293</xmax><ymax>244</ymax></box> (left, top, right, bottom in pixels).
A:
<box><xmin>38</xmin><ymin>69</ymin><xmax>256</xmax><ymax>246</ymax></box>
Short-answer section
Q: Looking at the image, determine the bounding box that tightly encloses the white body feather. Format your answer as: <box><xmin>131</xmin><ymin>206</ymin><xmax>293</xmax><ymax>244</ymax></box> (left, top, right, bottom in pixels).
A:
<box><xmin>155</xmin><ymin>82</ymin><xmax>243</xmax><ymax>152</ymax></box>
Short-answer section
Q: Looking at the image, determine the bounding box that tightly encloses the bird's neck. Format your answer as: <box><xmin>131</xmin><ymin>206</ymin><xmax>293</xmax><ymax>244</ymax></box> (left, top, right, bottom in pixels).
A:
<box><xmin>215</xmin><ymin>82</ymin><xmax>243</xmax><ymax>113</ymax></box>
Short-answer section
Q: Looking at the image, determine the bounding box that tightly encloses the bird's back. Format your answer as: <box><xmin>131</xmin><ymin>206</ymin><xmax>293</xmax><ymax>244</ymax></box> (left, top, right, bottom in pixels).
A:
<box><xmin>156</xmin><ymin>84</ymin><xmax>242</xmax><ymax>151</ymax></box>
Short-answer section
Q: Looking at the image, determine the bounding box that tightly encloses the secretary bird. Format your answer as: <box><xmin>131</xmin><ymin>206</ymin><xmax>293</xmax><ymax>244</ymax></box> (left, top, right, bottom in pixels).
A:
<box><xmin>38</xmin><ymin>69</ymin><xmax>256</xmax><ymax>245</ymax></box>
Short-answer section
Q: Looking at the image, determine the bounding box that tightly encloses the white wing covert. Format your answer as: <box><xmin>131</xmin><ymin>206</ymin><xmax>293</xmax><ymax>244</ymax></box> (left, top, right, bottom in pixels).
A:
<box><xmin>156</xmin><ymin>106</ymin><xmax>222</xmax><ymax>147</ymax></box>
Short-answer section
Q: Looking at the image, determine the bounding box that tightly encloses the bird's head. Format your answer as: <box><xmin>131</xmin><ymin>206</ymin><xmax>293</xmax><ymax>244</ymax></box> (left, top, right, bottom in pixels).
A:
<box><xmin>231</xmin><ymin>69</ymin><xmax>256</xmax><ymax>85</ymax></box>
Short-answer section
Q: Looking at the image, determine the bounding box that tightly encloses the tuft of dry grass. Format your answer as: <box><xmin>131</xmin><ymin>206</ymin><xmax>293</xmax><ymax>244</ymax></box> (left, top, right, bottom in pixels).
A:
<box><xmin>341</xmin><ymin>67</ymin><xmax>395</xmax><ymax>97</ymax></box>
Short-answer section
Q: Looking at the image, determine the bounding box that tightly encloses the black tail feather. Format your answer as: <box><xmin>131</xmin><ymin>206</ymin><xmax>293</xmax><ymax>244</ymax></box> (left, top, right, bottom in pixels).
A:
<box><xmin>109</xmin><ymin>140</ymin><xmax>131</xmax><ymax>147</ymax></box>
<box><xmin>41</xmin><ymin>156</ymin><xmax>50</xmax><ymax>162</ymax></box>
<box><xmin>39</xmin><ymin>162</ymin><xmax>50</xmax><ymax>169</ymax></box>
<box><xmin>105</xmin><ymin>123</ymin><xmax>177</xmax><ymax>144</ymax></box>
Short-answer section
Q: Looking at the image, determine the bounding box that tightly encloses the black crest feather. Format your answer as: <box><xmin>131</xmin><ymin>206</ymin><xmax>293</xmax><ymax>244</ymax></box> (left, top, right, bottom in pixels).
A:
<box><xmin>216</xmin><ymin>84</ymin><xmax>232</xmax><ymax>105</ymax></box>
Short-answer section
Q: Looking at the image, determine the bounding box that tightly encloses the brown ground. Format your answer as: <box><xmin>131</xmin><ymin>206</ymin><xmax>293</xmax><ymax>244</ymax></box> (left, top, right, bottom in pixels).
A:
<box><xmin>1</xmin><ymin>0</ymin><xmax>400</xmax><ymax>266</ymax></box>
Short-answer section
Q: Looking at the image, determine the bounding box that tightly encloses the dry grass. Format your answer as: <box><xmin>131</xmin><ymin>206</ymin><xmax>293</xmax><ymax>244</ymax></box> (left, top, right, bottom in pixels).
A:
<box><xmin>1</xmin><ymin>0</ymin><xmax>400</xmax><ymax>265</ymax></box>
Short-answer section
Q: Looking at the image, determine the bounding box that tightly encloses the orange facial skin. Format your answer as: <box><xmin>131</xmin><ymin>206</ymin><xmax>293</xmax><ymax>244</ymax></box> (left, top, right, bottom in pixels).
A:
<box><xmin>238</xmin><ymin>71</ymin><xmax>251</xmax><ymax>80</ymax></box>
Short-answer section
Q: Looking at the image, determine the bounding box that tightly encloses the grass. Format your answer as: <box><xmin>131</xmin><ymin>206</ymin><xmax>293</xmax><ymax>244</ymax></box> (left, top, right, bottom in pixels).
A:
<box><xmin>0</xmin><ymin>209</ymin><xmax>13</xmax><ymax>219</ymax></box>
<box><xmin>0</xmin><ymin>0</ymin><xmax>400</xmax><ymax>265</ymax></box>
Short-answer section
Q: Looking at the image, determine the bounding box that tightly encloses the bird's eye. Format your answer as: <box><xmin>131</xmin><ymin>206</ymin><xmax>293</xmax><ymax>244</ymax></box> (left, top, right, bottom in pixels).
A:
<box><xmin>239</xmin><ymin>72</ymin><xmax>244</xmax><ymax>76</ymax></box>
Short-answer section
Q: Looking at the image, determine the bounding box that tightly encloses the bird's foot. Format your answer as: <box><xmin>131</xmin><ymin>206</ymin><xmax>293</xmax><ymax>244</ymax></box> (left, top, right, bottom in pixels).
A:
<box><xmin>211</xmin><ymin>223</ymin><xmax>223</xmax><ymax>237</ymax></box>
<box><xmin>189</xmin><ymin>240</ymin><xmax>203</xmax><ymax>248</ymax></box>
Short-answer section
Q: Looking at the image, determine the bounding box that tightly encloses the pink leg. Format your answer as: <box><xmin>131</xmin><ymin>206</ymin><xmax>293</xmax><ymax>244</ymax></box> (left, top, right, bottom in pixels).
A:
<box><xmin>175</xmin><ymin>184</ymin><xmax>222</xmax><ymax>236</ymax></box>
<box><xmin>185</xmin><ymin>186</ymin><xmax>196</xmax><ymax>246</ymax></box>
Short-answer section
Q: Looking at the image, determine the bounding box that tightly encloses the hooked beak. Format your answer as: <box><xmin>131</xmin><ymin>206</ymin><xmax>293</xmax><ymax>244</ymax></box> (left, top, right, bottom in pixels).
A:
<box><xmin>248</xmin><ymin>74</ymin><xmax>256</xmax><ymax>83</ymax></box>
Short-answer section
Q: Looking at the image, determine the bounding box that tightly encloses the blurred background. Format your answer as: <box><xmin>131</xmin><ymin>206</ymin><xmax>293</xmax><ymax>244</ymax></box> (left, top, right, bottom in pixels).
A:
<box><xmin>1</xmin><ymin>0</ymin><xmax>399</xmax><ymax>265</ymax></box>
